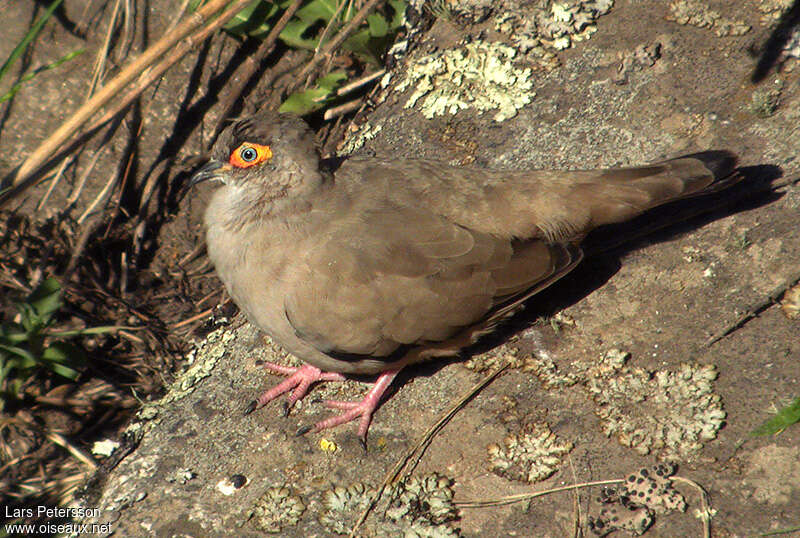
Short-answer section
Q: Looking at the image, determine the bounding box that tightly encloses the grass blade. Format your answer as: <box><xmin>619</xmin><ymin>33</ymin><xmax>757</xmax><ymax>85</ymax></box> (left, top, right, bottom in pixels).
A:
<box><xmin>0</xmin><ymin>0</ymin><xmax>65</xmax><ymax>83</ymax></box>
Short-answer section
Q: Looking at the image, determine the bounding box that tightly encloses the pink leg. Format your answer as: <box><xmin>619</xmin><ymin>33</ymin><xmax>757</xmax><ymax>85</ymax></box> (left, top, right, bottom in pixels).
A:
<box><xmin>245</xmin><ymin>362</ymin><xmax>346</xmax><ymax>414</ymax></box>
<box><xmin>309</xmin><ymin>369</ymin><xmax>400</xmax><ymax>442</ymax></box>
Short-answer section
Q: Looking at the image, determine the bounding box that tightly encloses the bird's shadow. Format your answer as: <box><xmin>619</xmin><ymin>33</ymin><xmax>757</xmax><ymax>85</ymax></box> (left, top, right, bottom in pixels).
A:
<box><xmin>389</xmin><ymin>162</ymin><xmax>784</xmax><ymax>393</ymax></box>
<box><xmin>751</xmin><ymin>0</ymin><xmax>800</xmax><ymax>83</ymax></box>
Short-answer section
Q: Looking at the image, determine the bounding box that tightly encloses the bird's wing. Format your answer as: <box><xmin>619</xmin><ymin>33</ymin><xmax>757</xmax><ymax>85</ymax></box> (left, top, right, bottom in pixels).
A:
<box><xmin>284</xmin><ymin>200</ymin><xmax>579</xmax><ymax>360</ymax></box>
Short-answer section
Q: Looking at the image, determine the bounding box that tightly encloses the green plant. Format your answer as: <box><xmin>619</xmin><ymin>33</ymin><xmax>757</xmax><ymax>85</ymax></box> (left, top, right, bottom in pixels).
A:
<box><xmin>0</xmin><ymin>278</ymin><xmax>116</xmax><ymax>406</ymax></box>
<box><xmin>224</xmin><ymin>0</ymin><xmax>405</xmax><ymax>64</ymax></box>
<box><xmin>0</xmin><ymin>0</ymin><xmax>84</xmax><ymax>104</ymax></box>
<box><xmin>749</xmin><ymin>397</ymin><xmax>800</xmax><ymax>436</ymax></box>
<box><xmin>193</xmin><ymin>0</ymin><xmax>406</xmax><ymax>114</ymax></box>
<box><xmin>0</xmin><ymin>50</ymin><xmax>85</xmax><ymax>104</ymax></box>
<box><xmin>278</xmin><ymin>70</ymin><xmax>347</xmax><ymax>114</ymax></box>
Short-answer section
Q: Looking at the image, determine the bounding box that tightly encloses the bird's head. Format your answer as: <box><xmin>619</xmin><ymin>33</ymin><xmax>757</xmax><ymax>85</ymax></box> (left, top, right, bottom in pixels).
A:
<box><xmin>191</xmin><ymin>112</ymin><xmax>326</xmax><ymax>215</ymax></box>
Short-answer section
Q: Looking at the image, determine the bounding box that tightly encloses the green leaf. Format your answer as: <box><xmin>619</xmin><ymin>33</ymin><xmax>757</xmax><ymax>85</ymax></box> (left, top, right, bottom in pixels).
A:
<box><xmin>0</xmin><ymin>49</ymin><xmax>84</xmax><ymax>104</ymax></box>
<box><xmin>388</xmin><ymin>0</ymin><xmax>406</xmax><ymax>29</ymax></box>
<box><xmin>0</xmin><ymin>344</ymin><xmax>39</xmax><ymax>372</ymax></box>
<box><xmin>750</xmin><ymin>397</ymin><xmax>800</xmax><ymax>436</ymax></box>
<box><xmin>0</xmin><ymin>0</ymin><xmax>64</xmax><ymax>84</ymax></box>
<box><xmin>49</xmin><ymin>325</ymin><xmax>120</xmax><ymax>338</ymax></box>
<box><xmin>17</xmin><ymin>302</ymin><xmax>40</xmax><ymax>332</ymax></box>
<box><xmin>294</xmin><ymin>0</ymin><xmax>340</xmax><ymax>24</ymax></box>
<box><xmin>27</xmin><ymin>277</ymin><xmax>63</xmax><ymax>323</ymax></box>
<box><xmin>279</xmin><ymin>19</ymin><xmax>322</xmax><ymax>50</ymax></box>
<box><xmin>279</xmin><ymin>0</ymin><xmax>343</xmax><ymax>49</ymax></box>
<box><xmin>279</xmin><ymin>70</ymin><xmax>347</xmax><ymax>115</ymax></box>
<box><xmin>223</xmin><ymin>0</ymin><xmax>280</xmax><ymax>37</ymax></box>
<box><xmin>343</xmin><ymin>28</ymin><xmax>383</xmax><ymax>64</ymax></box>
<box><xmin>40</xmin><ymin>342</ymin><xmax>85</xmax><ymax>380</ymax></box>
<box><xmin>1</xmin><ymin>322</ymin><xmax>32</xmax><ymax>344</ymax></box>
<box><xmin>367</xmin><ymin>13</ymin><xmax>389</xmax><ymax>37</ymax></box>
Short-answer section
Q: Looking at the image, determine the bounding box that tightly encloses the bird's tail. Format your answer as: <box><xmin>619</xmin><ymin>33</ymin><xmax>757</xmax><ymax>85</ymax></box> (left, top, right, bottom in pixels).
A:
<box><xmin>591</xmin><ymin>150</ymin><xmax>740</xmax><ymax>224</ymax></box>
<box><xmin>535</xmin><ymin>150</ymin><xmax>741</xmax><ymax>241</ymax></box>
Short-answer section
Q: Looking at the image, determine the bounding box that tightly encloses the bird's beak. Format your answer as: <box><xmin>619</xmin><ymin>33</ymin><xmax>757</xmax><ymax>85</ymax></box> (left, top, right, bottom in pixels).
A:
<box><xmin>190</xmin><ymin>159</ymin><xmax>230</xmax><ymax>186</ymax></box>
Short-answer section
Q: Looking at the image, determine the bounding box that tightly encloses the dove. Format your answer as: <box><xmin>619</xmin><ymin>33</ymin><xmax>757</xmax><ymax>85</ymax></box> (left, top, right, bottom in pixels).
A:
<box><xmin>191</xmin><ymin>111</ymin><xmax>739</xmax><ymax>444</ymax></box>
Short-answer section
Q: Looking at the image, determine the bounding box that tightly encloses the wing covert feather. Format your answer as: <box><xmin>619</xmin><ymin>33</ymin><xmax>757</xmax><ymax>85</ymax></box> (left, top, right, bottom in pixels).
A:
<box><xmin>284</xmin><ymin>202</ymin><xmax>577</xmax><ymax>358</ymax></box>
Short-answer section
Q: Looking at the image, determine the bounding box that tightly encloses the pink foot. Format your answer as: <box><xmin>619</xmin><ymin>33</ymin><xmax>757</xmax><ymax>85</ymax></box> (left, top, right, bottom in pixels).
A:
<box><xmin>306</xmin><ymin>369</ymin><xmax>400</xmax><ymax>442</ymax></box>
<box><xmin>246</xmin><ymin>361</ymin><xmax>401</xmax><ymax>444</ymax></box>
<box><xmin>245</xmin><ymin>362</ymin><xmax>346</xmax><ymax>414</ymax></box>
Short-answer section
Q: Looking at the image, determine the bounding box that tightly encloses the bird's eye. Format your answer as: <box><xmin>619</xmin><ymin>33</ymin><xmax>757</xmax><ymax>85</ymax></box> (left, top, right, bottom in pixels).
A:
<box><xmin>229</xmin><ymin>141</ymin><xmax>273</xmax><ymax>169</ymax></box>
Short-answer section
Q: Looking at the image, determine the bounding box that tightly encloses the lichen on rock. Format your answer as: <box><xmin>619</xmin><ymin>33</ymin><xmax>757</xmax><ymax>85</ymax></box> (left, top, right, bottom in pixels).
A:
<box><xmin>495</xmin><ymin>0</ymin><xmax>614</xmax><ymax>59</ymax></box>
<box><xmin>319</xmin><ymin>483</ymin><xmax>375</xmax><ymax>535</ymax></box>
<box><xmin>385</xmin><ymin>473</ymin><xmax>459</xmax><ymax>526</ymax></box>
<box><xmin>666</xmin><ymin>0</ymin><xmax>750</xmax><ymax>37</ymax></box>
<box><xmin>589</xmin><ymin>463</ymin><xmax>686</xmax><ymax>536</ymax></box>
<box><xmin>586</xmin><ymin>362</ymin><xmax>726</xmax><ymax>460</ymax></box>
<box><xmin>319</xmin><ymin>474</ymin><xmax>460</xmax><ymax>536</ymax></box>
<box><xmin>395</xmin><ymin>41</ymin><xmax>535</xmax><ymax>121</ymax></box>
<box><xmin>249</xmin><ymin>486</ymin><xmax>305</xmax><ymax>533</ymax></box>
<box><xmin>488</xmin><ymin>421</ymin><xmax>574</xmax><ymax>482</ymax></box>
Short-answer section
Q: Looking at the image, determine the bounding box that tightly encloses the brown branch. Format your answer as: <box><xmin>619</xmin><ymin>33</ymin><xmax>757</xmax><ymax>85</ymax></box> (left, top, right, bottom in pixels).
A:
<box><xmin>210</xmin><ymin>0</ymin><xmax>305</xmax><ymax>144</ymax></box>
<box><xmin>704</xmin><ymin>268</ymin><xmax>800</xmax><ymax>347</ymax></box>
<box><xmin>286</xmin><ymin>0</ymin><xmax>386</xmax><ymax>96</ymax></box>
<box><xmin>349</xmin><ymin>362</ymin><xmax>508</xmax><ymax>537</ymax></box>
<box><xmin>0</xmin><ymin>0</ymin><xmax>252</xmax><ymax>206</ymax></box>
<box><xmin>336</xmin><ymin>68</ymin><xmax>385</xmax><ymax>96</ymax></box>
<box><xmin>323</xmin><ymin>99</ymin><xmax>362</xmax><ymax>120</ymax></box>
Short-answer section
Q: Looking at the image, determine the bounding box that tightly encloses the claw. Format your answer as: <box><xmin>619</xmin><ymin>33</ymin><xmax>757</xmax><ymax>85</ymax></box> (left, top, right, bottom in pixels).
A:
<box><xmin>249</xmin><ymin>362</ymin><xmax>401</xmax><ymax>441</ymax></box>
<box><xmin>296</xmin><ymin>425</ymin><xmax>313</xmax><ymax>436</ymax></box>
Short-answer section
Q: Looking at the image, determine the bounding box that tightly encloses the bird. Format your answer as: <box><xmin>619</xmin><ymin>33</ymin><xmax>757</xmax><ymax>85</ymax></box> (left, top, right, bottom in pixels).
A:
<box><xmin>190</xmin><ymin>111</ymin><xmax>740</xmax><ymax>444</ymax></box>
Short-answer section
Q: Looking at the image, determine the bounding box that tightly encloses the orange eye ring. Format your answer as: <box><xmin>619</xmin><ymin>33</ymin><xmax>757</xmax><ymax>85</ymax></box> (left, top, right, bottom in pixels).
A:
<box><xmin>229</xmin><ymin>142</ymin><xmax>273</xmax><ymax>168</ymax></box>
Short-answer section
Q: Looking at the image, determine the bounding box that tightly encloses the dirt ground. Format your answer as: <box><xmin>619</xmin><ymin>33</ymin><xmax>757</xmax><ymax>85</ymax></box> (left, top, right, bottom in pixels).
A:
<box><xmin>1</xmin><ymin>0</ymin><xmax>799</xmax><ymax>537</ymax></box>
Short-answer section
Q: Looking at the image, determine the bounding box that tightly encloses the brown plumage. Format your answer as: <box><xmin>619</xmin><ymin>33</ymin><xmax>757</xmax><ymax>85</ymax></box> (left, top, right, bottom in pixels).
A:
<box><xmin>192</xmin><ymin>111</ymin><xmax>740</xmax><ymax>442</ymax></box>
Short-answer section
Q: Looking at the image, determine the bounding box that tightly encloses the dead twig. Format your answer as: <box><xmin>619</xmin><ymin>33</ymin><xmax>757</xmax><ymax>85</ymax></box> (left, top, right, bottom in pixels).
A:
<box><xmin>1</xmin><ymin>0</ymin><xmax>252</xmax><ymax>205</ymax></box>
<box><xmin>46</xmin><ymin>431</ymin><xmax>98</xmax><ymax>470</ymax></box>
<box><xmin>349</xmin><ymin>362</ymin><xmax>508</xmax><ymax>537</ymax></box>
<box><xmin>704</xmin><ymin>268</ymin><xmax>800</xmax><ymax>347</ymax></box>
<box><xmin>287</xmin><ymin>0</ymin><xmax>386</xmax><ymax>96</ymax></box>
<box><xmin>336</xmin><ymin>68</ymin><xmax>386</xmax><ymax>96</ymax></box>
<box><xmin>455</xmin><ymin>475</ymin><xmax>712</xmax><ymax>538</ymax></box>
<box><xmin>323</xmin><ymin>99</ymin><xmax>362</xmax><ymax>120</ymax></box>
<box><xmin>37</xmin><ymin>0</ymin><xmax>123</xmax><ymax>210</ymax></box>
<box><xmin>75</xmin><ymin>116</ymin><xmax>128</xmax><ymax>224</ymax></box>
<box><xmin>314</xmin><ymin>0</ymin><xmax>351</xmax><ymax>60</ymax></box>
<box><xmin>170</xmin><ymin>307</ymin><xmax>215</xmax><ymax>329</ymax></box>
<box><xmin>211</xmin><ymin>0</ymin><xmax>305</xmax><ymax>144</ymax></box>
<box><xmin>455</xmin><ymin>479</ymin><xmax>625</xmax><ymax>509</ymax></box>
<box><xmin>670</xmin><ymin>476</ymin><xmax>713</xmax><ymax>538</ymax></box>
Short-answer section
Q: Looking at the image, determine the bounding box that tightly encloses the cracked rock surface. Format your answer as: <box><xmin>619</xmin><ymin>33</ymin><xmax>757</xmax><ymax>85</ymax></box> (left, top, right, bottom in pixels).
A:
<box><xmin>29</xmin><ymin>0</ymin><xmax>798</xmax><ymax>535</ymax></box>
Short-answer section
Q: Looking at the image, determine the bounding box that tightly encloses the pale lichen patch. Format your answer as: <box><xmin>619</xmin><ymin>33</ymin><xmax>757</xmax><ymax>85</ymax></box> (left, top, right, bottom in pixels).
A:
<box><xmin>586</xmin><ymin>362</ymin><xmax>725</xmax><ymax>460</ymax></box>
<box><xmin>248</xmin><ymin>486</ymin><xmax>306</xmax><ymax>533</ymax></box>
<box><xmin>319</xmin><ymin>474</ymin><xmax>460</xmax><ymax>536</ymax></box>
<box><xmin>589</xmin><ymin>463</ymin><xmax>687</xmax><ymax>536</ymax></box>
<box><xmin>495</xmin><ymin>0</ymin><xmax>614</xmax><ymax>62</ymax></box>
<box><xmin>488</xmin><ymin>421</ymin><xmax>574</xmax><ymax>482</ymax></box>
<box><xmin>666</xmin><ymin>0</ymin><xmax>750</xmax><ymax>37</ymax></box>
<box><xmin>395</xmin><ymin>41</ymin><xmax>535</xmax><ymax>121</ymax></box>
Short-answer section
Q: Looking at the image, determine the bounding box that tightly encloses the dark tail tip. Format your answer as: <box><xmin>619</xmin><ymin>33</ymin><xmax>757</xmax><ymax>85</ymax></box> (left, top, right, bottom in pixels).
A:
<box><xmin>681</xmin><ymin>150</ymin><xmax>739</xmax><ymax>180</ymax></box>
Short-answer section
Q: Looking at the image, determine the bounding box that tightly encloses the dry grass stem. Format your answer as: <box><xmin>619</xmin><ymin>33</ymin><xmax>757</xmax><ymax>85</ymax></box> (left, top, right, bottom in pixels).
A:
<box><xmin>324</xmin><ymin>99</ymin><xmax>362</xmax><ymax>120</ymax></box>
<box><xmin>211</xmin><ymin>0</ymin><xmax>305</xmax><ymax>142</ymax></box>
<box><xmin>455</xmin><ymin>479</ymin><xmax>625</xmax><ymax>508</ymax></box>
<box><xmin>1</xmin><ymin>0</ymin><xmax>252</xmax><ymax>204</ymax></box>
<box><xmin>705</xmin><ymin>268</ymin><xmax>800</xmax><ymax>347</ymax></box>
<box><xmin>288</xmin><ymin>0</ymin><xmax>386</xmax><ymax>95</ymax></box>
<box><xmin>349</xmin><ymin>362</ymin><xmax>509</xmax><ymax>537</ymax></box>
<box><xmin>336</xmin><ymin>68</ymin><xmax>386</xmax><ymax>96</ymax></box>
